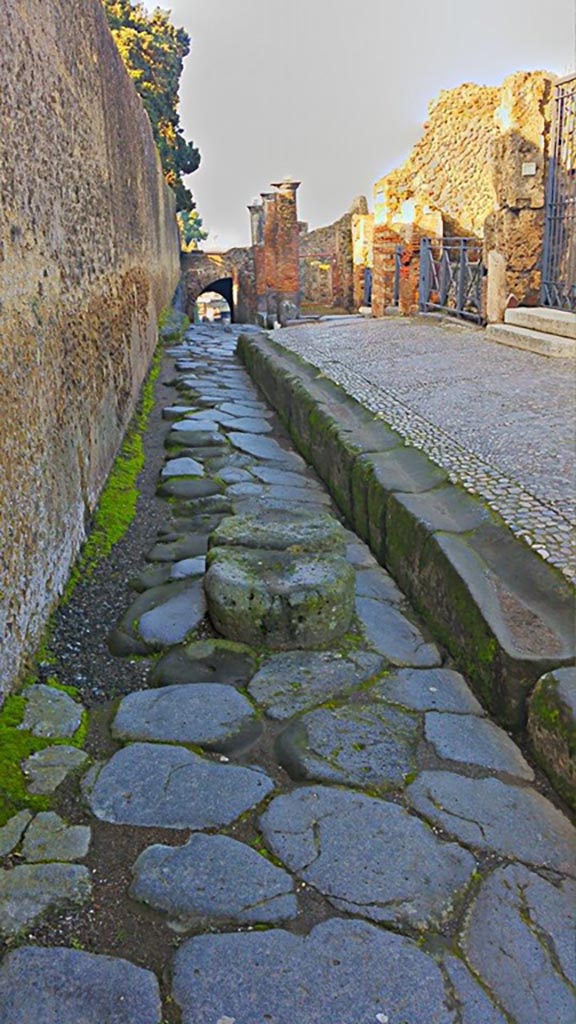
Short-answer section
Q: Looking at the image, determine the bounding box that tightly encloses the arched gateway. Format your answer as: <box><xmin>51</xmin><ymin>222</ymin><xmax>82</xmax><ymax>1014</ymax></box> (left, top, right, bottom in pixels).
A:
<box><xmin>181</xmin><ymin>250</ymin><xmax>257</xmax><ymax>324</ymax></box>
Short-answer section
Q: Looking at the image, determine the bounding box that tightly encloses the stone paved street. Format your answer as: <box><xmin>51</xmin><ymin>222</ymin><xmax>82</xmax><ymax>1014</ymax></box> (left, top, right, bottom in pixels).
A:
<box><xmin>0</xmin><ymin>320</ymin><xmax>574</xmax><ymax>1023</ymax></box>
<box><xmin>275</xmin><ymin>315</ymin><xmax>576</xmax><ymax>580</ymax></box>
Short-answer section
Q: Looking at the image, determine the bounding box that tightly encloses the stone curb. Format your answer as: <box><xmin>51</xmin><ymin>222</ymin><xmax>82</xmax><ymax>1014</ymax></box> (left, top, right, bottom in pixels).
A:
<box><xmin>238</xmin><ymin>332</ymin><xmax>575</xmax><ymax>734</ymax></box>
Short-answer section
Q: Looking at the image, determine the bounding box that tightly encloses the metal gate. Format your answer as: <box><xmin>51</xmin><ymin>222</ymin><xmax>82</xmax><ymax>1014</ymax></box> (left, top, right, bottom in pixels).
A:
<box><xmin>542</xmin><ymin>74</ymin><xmax>576</xmax><ymax>311</ymax></box>
<box><xmin>419</xmin><ymin>237</ymin><xmax>485</xmax><ymax>323</ymax></box>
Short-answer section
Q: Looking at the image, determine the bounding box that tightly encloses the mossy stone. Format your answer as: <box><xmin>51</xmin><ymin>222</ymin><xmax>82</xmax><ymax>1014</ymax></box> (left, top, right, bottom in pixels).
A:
<box><xmin>205</xmin><ymin>547</ymin><xmax>355</xmax><ymax>649</ymax></box>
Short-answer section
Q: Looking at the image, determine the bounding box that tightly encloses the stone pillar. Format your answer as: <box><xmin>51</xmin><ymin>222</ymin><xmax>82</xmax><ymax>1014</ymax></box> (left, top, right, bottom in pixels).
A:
<box><xmin>271</xmin><ymin>179</ymin><xmax>301</xmax><ymax>324</ymax></box>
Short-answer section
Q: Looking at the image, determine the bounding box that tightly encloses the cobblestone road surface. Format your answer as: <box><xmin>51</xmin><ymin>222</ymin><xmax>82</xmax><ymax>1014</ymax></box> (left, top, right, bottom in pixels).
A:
<box><xmin>0</xmin><ymin>321</ymin><xmax>574</xmax><ymax>1024</ymax></box>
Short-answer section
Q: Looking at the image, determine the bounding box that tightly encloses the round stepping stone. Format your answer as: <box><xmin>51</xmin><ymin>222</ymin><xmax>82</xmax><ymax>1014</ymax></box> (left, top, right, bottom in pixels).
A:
<box><xmin>150</xmin><ymin>639</ymin><xmax>257</xmax><ymax>687</ymax></box>
<box><xmin>112</xmin><ymin>684</ymin><xmax>260</xmax><ymax>752</ymax></box>
<box><xmin>130</xmin><ymin>833</ymin><xmax>297</xmax><ymax>930</ymax></box>
<box><xmin>160</xmin><ymin>456</ymin><xmax>204</xmax><ymax>478</ymax></box>
<box><xmin>172</xmin><ymin>918</ymin><xmax>458</xmax><ymax>1024</ymax></box>
<box><xmin>261</xmin><ymin>787</ymin><xmax>475</xmax><ymax>930</ymax></box>
<box><xmin>22</xmin><ymin>745</ymin><xmax>88</xmax><ymax>795</ymax></box>
<box><xmin>0</xmin><ymin>946</ymin><xmax>161</xmax><ymax>1023</ymax></box>
<box><xmin>84</xmin><ymin>743</ymin><xmax>273</xmax><ymax>829</ymax></box>
<box><xmin>356</xmin><ymin>595</ymin><xmax>441</xmax><ymax>667</ymax></box>
<box><xmin>462</xmin><ymin>864</ymin><xmax>576</xmax><ymax>1024</ymax></box>
<box><xmin>425</xmin><ymin>712</ymin><xmax>534</xmax><ymax>779</ymax></box>
<box><xmin>248</xmin><ymin>649</ymin><xmax>382</xmax><ymax>719</ymax></box>
<box><xmin>0</xmin><ymin>864</ymin><xmax>91</xmax><ymax>938</ymax></box>
<box><xmin>19</xmin><ymin>685</ymin><xmax>83</xmax><ymax>739</ymax></box>
<box><xmin>407</xmin><ymin>771</ymin><xmax>576</xmax><ymax>876</ymax></box>
<box><xmin>374</xmin><ymin>667</ymin><xmax>484</xmax><ymax>714</ymax></box>
<box><xmin>277</xmin><ymin>702</ymin><xmax>419</xmax><ymax>790</ymax></box>
<box><xmin>21</xmin><ymin>812</ymin><xmax>91</xmax><ymax>863</ymax></box>
<box><xmin>205</xmin><ymin>548</ymin><xmax>355</xmax><ymax>649</ymax></box>
<box><xmin>209</xmin><ymin>509</ymin><xmax>346</xmax><ymax>553</ymax></box>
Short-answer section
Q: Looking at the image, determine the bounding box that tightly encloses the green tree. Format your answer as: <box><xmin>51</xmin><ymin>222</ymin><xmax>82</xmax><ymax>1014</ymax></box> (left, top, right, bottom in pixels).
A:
<box><xmin>177</xmin><ymin>210</ymin><xmax>208</xmax><ymax>252</ymax></box>
<box><xmin>103</xmin><ymin>0</ymin><xmax>200</xmax><ymax>210</ymax></box>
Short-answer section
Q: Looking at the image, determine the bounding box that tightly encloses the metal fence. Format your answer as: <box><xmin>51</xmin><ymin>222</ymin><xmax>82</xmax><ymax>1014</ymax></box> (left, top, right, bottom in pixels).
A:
<box><xmin>542</xmin><ymin>73</ymin><xmax>576</xmax><ymax>311</ymax></box>
<box><xmin>419</xmin><ymin>236</ymin><xmax>485</xmax><ymax>323</ymax></box>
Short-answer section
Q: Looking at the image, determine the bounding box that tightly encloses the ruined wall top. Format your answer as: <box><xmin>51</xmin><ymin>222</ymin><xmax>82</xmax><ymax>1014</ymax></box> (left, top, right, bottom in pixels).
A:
<box><xmin>374</xmin><ymin>71</ymin><xmax>555</xmax><ymax>238</ymax></box>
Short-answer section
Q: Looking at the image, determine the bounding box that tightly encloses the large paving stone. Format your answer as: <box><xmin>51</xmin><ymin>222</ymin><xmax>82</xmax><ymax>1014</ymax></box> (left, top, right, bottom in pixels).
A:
<box><xmin>110</xmin><ymin>579</ymin><xmax>203</xmax><ymax>656</ymax></box>
<box><xmin>528</xmin><ymin>666</ymin><xmax>576</xmax><ymax>809</ymax></box>
<box><xmin>248</xmin><ymin>649</ymin><xmax>382</xmax><ymax>719</ymax></box>
<box><xmin>355</xmin><ymin>566</ymin><xmax>404</xmax><ymax>604</ymax></box>
<box><xmin>0</xmin><ymin>811</ymin><xmax>33</xmax><ymax>857</ymax></box>
<box><xmin>21</xmin><ymin>812</ymin><xmax>91</xmax><ymax>862</ymax></box>
<box><xmin>19</xmin><ymin>684</ymin><xmax>83</xmax><ymax>739</ymax></box>
<box><xmin>407</xmin><ymin>771</ymin><xmax>576</xmax><ymax>875</ymax></box>
<box><xmin>137</xmin><ymin>581</ymin><xmax>206</xmax><ymax>648</ymax></box>
<box><xmin>219</xmin><ymin>400</ymin><xmax>271</xmax><ymax>418</ymax></box>
<box><xmin>158</xmin><ymin>477</ymin><xmax>223</xmax><ymax>500</ymax></box>
<box><xmin>441</xmin><ymin>956</ymin><xmax>508</xmax><ymax>1024</ymax></box>
<box><xmin>209</xmin><ymin>509</ymin><xmax>346</xmax><ymax>553</ymax></box>
<box><xmin>425</xmin><ymin>712</ymin><xmax>534</xmax><ymax>779</ymax></box>
<box><xmin>0</xmin><ymin>863</ymin><xmax>91</xmax><ymax>937</ymax></box>
<box><xmin>84</xmin><ymin>743</ymin><xmax>273</xmax><ymax>829</ymax></box>
<box><xmin>160</xmin><ymin>456</ymin><xmax>204</xmax><ymax>478</ymax></box>
<box><xmin>277</xmin><ymin>702</ymin><xmax>419</xmax><ymax>790</ymax></box>
<box><xmin>172</xmin><ymin>918</ymin><xmax>459</xmax><ymax>1024</ymax></box>
<box><xmin>21</xmin><ymin>745</ymin><xmax>88</xmax><ymax>795</ymax></box>
<box><xmin>112</xmin><ymin>684</ymin><xmax>260</xmax><ymax>752</ymax></box>
<box><xmin>461</xmin><ymin>864</ymin><xmax>576</xmax><ymax>1024</ymax></box>
<box><xmin>0</xmin><ymin>946</ymin><xmax>162</xmax><ymax>1024</ymax></box>
<box><xmin>356</xmin><ymin>596</ymin><xmax>442</xmax><ymax>667</ymax></box>
<box><xmin>147</xmin><ymin>535</ymin><xmax>208</xmax><ymax>561</ymax></box>
<box><xmin>228</xmin><ymin>431</ymin><xmax>306</xmax><ymax>468</ymax></box>
<box><xmin>251</xmin><ymin>465</ymin><xmax>318</xmax><ymax>487</ymax></box>
<box><xmin>150</xmin><ymin>638</ymin><xmax>257</xmax><ymax>687</ymax></box>
<box><xmin>373</xmin><ymin>667</ymin><xmax>484</xmax><ymax>714</ymax></box>
<box><xmin>205</xmin><ymin>547</ymin><xmax>354</xmax><ymax>649</ymax></box>
<box><xmin>261</xmin><ymin>787</ymin><xmax>475</xmax><ymax>930</ymax></box>
<box><xmin>131</xmin><ymin>834</ymin><xmax>296</xmax><ymax>930</ymax></box>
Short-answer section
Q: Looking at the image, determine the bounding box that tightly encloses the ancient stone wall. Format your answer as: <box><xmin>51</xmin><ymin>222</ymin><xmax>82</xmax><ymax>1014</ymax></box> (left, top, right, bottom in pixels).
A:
<box><xmin>299</xmin><ymin>198</ymin><xmax>368</xmax><ymax>312</ymax></box>
<box><xmin>371</xmin><ymin>71</ymin><xmax>554</xmax><ymax>318</ymax></box>
<box><xmin>0</xmin><ymin>0</ymin><xmax>181</xmax><ymax>696</ymax></box>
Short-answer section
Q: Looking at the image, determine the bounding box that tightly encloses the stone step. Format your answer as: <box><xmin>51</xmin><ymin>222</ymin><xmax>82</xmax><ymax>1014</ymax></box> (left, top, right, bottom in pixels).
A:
<box><xmin>505</xmin><ymin>306</ymin><xmax>576</xmax><ymax>340</ymax></box>
<box><xmin>485</xmin><ymin>323</ymin><xmax>576</xmax><ymax>358</ymax></box>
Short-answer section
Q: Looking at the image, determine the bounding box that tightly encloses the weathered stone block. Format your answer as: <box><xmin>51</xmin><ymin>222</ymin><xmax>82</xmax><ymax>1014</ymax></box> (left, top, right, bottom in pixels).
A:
<box><xmin>205</xmin><ymin>547</ymin><xmax>355</xmax><ymax>649</ymax></box>
<box><xmin>528</xmin><ymin>667</ymin><xmax>576</xmax><ymax>809</ymax></box>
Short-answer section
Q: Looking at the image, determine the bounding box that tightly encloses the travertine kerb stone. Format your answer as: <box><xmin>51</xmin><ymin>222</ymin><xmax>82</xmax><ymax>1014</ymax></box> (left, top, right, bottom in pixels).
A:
<box><xmin>404</xmin><ymin>521</ymin><xmax>575</xmax><ymax>728</ymax></box>
<box><xmin>527</xmin><ymin>667</ymin><xmax>576</xmax><ymax>810</ymax></box>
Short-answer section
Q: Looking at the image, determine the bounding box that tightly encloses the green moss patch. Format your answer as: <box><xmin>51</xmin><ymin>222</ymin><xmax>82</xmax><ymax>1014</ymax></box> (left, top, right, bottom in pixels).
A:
<box><xmin>0</xmin><ymin>686</ymin><xmax>89</xmax><ymax>827</ymax></box>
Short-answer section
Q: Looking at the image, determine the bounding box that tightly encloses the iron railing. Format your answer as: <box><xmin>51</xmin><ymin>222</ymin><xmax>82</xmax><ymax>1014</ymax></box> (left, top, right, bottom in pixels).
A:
<box><xmin>419</xmin><ymin>236</ymin><xmax>485</xmax><ymax>323</ymax></box>
<box><xmin>542</xmin><ymin>73</ymin><xmax>576</xmax><ymax>311</ymax></box>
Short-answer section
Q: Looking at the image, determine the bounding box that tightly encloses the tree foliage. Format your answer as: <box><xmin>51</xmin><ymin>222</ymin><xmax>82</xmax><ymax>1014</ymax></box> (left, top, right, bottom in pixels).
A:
<box><xmin>103</xmin><ymin>0</ymin><xmax>200</xmax><ymax>210</ymax></box>
<box><xmin>177</xmin><ymin>210</ymin><xmax>208</xmax><ymax>251</ymax></box>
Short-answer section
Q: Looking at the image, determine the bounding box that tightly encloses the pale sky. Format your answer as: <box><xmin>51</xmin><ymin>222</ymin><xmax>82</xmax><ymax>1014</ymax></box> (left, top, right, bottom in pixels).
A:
<box><xmin>143</xmin><ymin>0</ymin><xmax>575</xmax><ymax>249</ymax></box>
